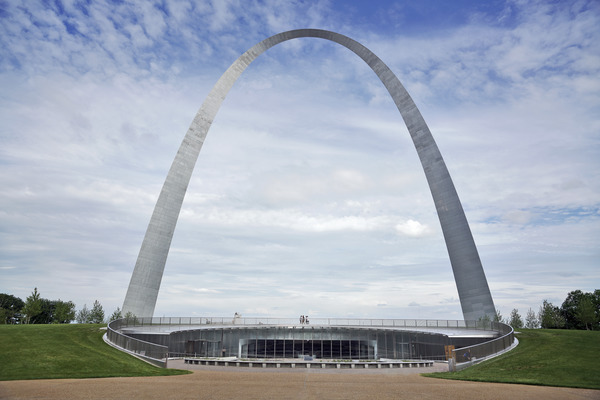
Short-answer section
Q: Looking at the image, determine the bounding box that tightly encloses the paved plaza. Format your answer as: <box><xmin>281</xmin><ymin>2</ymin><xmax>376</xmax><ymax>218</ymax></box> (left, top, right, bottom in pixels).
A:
<box><xmin>1</xmin><ymin>361</ymin><xmax>597</xmax><ymax>400</ymax></box>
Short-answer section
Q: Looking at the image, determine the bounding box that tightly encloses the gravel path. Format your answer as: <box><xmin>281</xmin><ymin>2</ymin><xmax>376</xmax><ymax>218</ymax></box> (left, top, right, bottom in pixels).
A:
<box><xmin>1</xmin><ymin>361</ymin><xmax>598</xmax><ymax>400</ymax></box>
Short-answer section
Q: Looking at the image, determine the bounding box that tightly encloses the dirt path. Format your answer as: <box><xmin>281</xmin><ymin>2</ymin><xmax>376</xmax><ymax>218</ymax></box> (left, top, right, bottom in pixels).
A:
<box><xmin>1</xmin><ymin>362</ymin><xmax>598</xmax><ymax>400</ymax></box>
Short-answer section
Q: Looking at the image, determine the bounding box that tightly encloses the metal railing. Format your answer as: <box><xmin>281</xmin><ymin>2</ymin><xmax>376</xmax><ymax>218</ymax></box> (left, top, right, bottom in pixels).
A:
<box><xmin>450</xmin><ymin>321</ymin><xmax>514</xmax><ymax>370</ymax></box>
<box><xmin>107</xmin><ymin>319</ymin><xmax>168</xmax><ymax>367</ymax></box>
<box><xmin>107</xmin><ymin>317</ymin><xmax>513</xmax><ymax>369</ymax></box>
<box><xmin>109</xmin><ymin>316</ymin><xmax>497</xmax><ymax>330</ymax></box>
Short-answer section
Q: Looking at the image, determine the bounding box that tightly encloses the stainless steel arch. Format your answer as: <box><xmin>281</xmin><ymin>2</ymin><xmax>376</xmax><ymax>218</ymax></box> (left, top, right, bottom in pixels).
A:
<box><xmin>122</xmin><ymin>29</ymin><xmax>496</xmax><ymax>321</ymax></box>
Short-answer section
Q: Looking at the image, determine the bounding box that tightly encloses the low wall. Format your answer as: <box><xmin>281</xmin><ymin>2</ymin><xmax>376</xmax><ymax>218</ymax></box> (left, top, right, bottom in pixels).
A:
<box><xmin>106</xmin><ymin>317</ymin><xmax>512</xmax><ymax>369</ymax></box>
<box><xmin>106</xmin><ymin>320</ymin><xmax>168</xmax><ymax>368</ymax></box>
<box><xmin>449</xmin><ymin>322</ymin><xmax>515</xmax><ymax>372</ymax></box>
<box><xmin>184</xmin><ymin>358</ymin><xmax>434</xmax><ymax>369</ymax></box>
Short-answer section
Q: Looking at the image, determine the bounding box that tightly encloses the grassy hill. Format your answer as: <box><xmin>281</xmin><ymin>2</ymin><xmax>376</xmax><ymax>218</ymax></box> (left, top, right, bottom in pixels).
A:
<box><xmin>425</xmin><ymin>329</ymin><xmax>600</xmax><ymax>390</ymax></box>
<box><xmin>0</xmin><ymin>324</ymin><xmax>190</xmax><ymax>381</ymax></box>
<box><xmin>1</xmin><ymin>325</ymin><xmax>598</xmax><ymax>389</ymax></box>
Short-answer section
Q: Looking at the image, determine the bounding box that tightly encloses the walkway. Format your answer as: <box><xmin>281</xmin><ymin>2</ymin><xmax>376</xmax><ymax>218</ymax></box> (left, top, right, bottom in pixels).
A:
<box><xmin>1</xmin><ymin>362</ymin><xmax>597</xmax><ymax>400</ymax></box>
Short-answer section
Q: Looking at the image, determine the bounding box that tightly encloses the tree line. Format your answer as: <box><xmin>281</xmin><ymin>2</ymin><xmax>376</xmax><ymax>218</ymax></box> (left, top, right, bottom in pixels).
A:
<box><xmin>0</xmin><ymin>288</ymin><xmax>122</xmax><ymax>324</ymax></box>
<box><xmin>496</xmin><ymin>289</ymin><xmax>599</xmax><ymax>330</ymax></box>
<box><xmin>3</xmin><ymin>288</ymin><xmax>598</xmax><ymax>328</ymax></box>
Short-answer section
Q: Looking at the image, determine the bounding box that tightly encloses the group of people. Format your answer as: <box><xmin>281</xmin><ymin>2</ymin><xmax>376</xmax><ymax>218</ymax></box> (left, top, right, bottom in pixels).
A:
<box><xmin>299</xmin><ymin>315</ymin><xmax>309</xmax><ymax>324</ymax></box>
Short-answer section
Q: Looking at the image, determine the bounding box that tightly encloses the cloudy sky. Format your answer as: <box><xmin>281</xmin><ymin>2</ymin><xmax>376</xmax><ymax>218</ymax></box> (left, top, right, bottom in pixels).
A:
<box><xmin>1</xmin><ymin>0</ymin><xmax>598</xmax><ymax>321</ymax></box>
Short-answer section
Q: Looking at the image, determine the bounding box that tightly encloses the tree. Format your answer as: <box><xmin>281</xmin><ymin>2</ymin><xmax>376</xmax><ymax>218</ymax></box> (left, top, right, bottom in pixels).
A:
<box><xmin>22</xmin><ymin>288</ymin><xmax>42</xmax><ymax>324</ymax></box>
<box><xmin>525</xmin><ymin>307</ymin><xmax>538</xmax><ymax>329</ymax></box>
<box><xmin>108</xmin><ymin>307</ymin><xmax>122</xmax><ymax>322</ymax></box>
<box><xmin>4</xmin><ymin>290</ymin><xmax>76</xmax><ymax>324</ymax></box>
<box><xmin>0</xmin><ymin>293</ymin><xmax>24</xmax><ymax>324</ymax></box>
<box><xmin>124</xmin><ymin>311</ymin><xmax>138</xmax><ymax>324</ymax></box>
<box><xmin>494</xmin><ymin>308</ymin><xmax>503</xmax><ymax>323</ymax></box>
<box><xmin>54</xmin><ymin>300</ymin><xmax>76</xmax><ymax>324</ymax></box>
<box><xmin>32</xmin><ymin>298</ymin><xmax>54</xmax><ymax>324</ymax></box>
<box><xmin>539</xmin><ymin>300</ymin><xmax>565</xmax><ymax>329</ymax></box>
<box><xmin>593</xmin><ymin>289</ymin><xmax>600</xmax><ymax>328</ymax></box>
<box><xmin>559</xmin><ymin>290</ymin><xmax>600</xmax><ymax>330</ymax></box>
<box><xmin>478</xmin><ymin>314</ymin><xmax>491</xmax><ymax>329</ymax></box>
<box><xmin>561</xmin><ymin>290</ymin><xmax>585</xmax><ymax>329</ymax></box>
<box><xmin>576</xmin><ymin>295</ymin><xmax>597</xmax><ymax>330</ymax></box>
<box><xmin>509</xmin><ymin>308</ymin><xmax>523</xmax><ymax>329</ymax></box>
<box><xmin>89</xmin><ymin>300</ymin><xmax>105</xmax><ymax>324</ymax></box>
<box><xmin>76</xmin><ymin>304</ymin><xmax>90</xmax><ymax>324</ymax></box>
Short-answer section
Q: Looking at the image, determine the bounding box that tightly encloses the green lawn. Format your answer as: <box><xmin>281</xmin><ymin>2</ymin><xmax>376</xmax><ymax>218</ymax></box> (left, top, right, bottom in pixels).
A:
<box><xmin>425</xmin><ymin>329</ymin><xmax>600</xmax><ymax>390</ymax></box>
<box><xmin>0</xmin><ymin>324</ymin><xmax>190</xmax><ymax>380</ymax></box>
<box><xmin>2</xmin><ymin>325</ymin><xmax>598</xmax><ymax>388</ymax></box>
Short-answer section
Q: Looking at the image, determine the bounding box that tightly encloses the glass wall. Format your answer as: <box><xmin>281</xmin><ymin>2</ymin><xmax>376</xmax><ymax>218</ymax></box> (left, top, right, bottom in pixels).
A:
<box><xmin>108</xmin><ymin>318</ymin><xmax>511</xmax><ymax>364</ymax></box>
<box><xmin>168</xmin><ymin>326</ymin><xmax>451</xmax><ymax>360</ymax></box>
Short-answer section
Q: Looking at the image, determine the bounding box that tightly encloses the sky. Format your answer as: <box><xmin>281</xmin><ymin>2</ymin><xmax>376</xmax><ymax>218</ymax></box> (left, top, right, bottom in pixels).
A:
<box><xmin>1</xmin><ymin>0</ymin><xmax>598</xmax><ymax>322</ymax></box>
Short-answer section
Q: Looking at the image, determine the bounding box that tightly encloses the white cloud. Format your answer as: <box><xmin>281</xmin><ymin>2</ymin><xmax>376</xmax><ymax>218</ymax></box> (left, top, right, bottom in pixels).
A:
<box><xmin>395</xmin><ymin>220</ymin><xmax>431</xmax><ymax>237</ymax></box>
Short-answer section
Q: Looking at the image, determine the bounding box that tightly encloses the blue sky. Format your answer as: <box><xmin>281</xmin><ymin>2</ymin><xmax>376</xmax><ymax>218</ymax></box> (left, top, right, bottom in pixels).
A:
<box><xmin>1</xmin><ymin>0</ymin><xmax>598</xmax><ymax>321</ymax></box>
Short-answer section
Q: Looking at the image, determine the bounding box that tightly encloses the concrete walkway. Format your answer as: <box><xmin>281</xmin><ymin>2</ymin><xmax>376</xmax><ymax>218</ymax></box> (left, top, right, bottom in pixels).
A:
<box><xmin>1</xmin><ymin>361</ymin><xmax>598</xmax><ymax>400</ymax></box>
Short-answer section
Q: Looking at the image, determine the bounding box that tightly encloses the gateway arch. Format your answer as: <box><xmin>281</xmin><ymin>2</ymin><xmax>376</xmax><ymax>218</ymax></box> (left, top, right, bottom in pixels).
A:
<box><xmin>122</xmin><ymin>29</ymin><xmax>496</xmax><ymax>322</ymax></box>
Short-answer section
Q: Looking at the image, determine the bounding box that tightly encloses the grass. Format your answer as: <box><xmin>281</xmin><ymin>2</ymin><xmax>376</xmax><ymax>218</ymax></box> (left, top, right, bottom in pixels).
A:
<box><xmin>2</xmin><ymin>325</ymin><xmax>598</xmax><ymax>388</ymax></box>
<box><xmin>0</xmin><ymin>324</ymin><xmax>190</xmax><ymax>381</ymax></box>
<box><xmin>424</xmin><ymin>329</ymin><xmax>600</xmax><ymax>390</ymax></box>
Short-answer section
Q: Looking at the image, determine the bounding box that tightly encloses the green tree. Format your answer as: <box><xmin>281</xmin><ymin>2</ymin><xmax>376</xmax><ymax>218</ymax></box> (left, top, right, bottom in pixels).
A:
<box><xmin>108</xmin><ymin>307</ymin><xmax>122</xmax><ymax>322</ymax></box>
<box><xmin>509</xmin><ymin>308</ymin><xmax>523</xmax><ymax>329</ymax></box>
<box><xmin>0</xmin><ymin>293</ymin><xmax>24</xmax><ymax>324</ymax></box>
<box><xmin>32</xmin><ymin>298</ymin><xmax>54</xmax><ymax>324</ymax></box>
<box><xmin>89</xmin><ymin>300</ymin><xmax>105</xmax><ymax>324</ymax></box>
<box><xmin>494</xmin><ymin>308</ymin><xmax>503</xmax><ymax>323</ymax></box>
<box><xmin>576</xmin><ymin>296</ymin><xmax>597</xmax><ymax>330</ymax></box>
<box><xmin>525</xmin><ymin>307</ymin><xmax>538</xmax><ymax>329</ymax></box>
<box><xmin>478</xmin><ymin>314</ymin><xmax>491</xmax><ymax>329</ymax></box>
<box><xmin>539</xmin><ymin>300</ymin><xmax>565</xmax><ymax>329</ymax></box>
<box><xmin>124</xmin><ymin>311</ymin><xmax>138</xmax><ymax>324</ymax></box>
<box><xmin>22</xmin><ymin>288</ymin><xmax>42</xmax><ymax>324</ymax></box>
<box><xmin>559</xmin><ymin>290</ymin><xmax>600</xmax><ymax>330</ymax></box>
<box><xmin>54</xmin><ymin>300</ymin><xmax>76</xmax><ymax>323</ymax></box>
<box><xmin>76</xmin><ymin>304</ymin><xmax>90</xmax><ymax>323</ymax></box>
<box><xmin>593</xmin><ymin>289</ymin><xmax>600</xmax><ymax>327</ymax></box>
<box><xmin>561</xmin><ymin>290</ymin><xmax>585</xmax><ymax>329</ymax></box>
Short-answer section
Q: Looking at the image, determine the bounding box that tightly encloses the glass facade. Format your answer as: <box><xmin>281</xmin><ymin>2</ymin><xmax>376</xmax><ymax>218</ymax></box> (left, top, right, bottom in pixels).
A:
<box><xmin>108</xmin><ymin>318</ymin><xmax>513</xmax><ymax>366</ymax></box>
<box><xmin>165</xmin><ymin>326</ymin><xmax>452</xmax><ymax>360</ymax></box>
